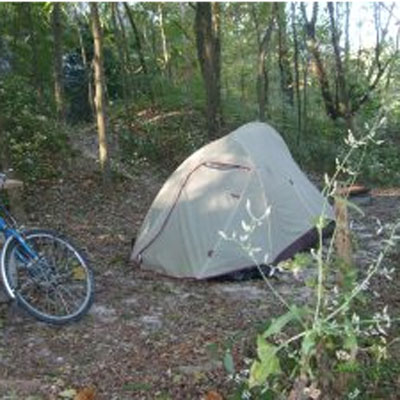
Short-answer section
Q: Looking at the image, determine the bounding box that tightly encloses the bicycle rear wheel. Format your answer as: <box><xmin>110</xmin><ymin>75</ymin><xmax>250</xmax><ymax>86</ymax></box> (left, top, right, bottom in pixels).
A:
<box><xmin>1</xmin><ymin>229</ymin><xmax>94</xmax><ymax>324</ymax></box>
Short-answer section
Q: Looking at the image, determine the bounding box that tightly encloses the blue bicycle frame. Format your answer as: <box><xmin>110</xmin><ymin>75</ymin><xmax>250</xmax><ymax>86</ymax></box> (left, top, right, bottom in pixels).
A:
<box><xmin>0</xmin><ymin>207</ymin><xmax>39</xmax><ymax>299</ymax></box>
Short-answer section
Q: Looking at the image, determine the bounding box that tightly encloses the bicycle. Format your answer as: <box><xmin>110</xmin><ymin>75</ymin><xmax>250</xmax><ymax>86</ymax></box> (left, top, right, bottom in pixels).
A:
<box><xmin>0</xmin><ymin>173</ymin><xmax>94</xmax><ymax>324</ymax></box>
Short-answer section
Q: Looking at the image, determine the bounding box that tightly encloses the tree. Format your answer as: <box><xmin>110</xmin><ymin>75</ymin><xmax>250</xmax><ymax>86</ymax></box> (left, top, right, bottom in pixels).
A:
<box><xmin>301</xmin><ymin>2</ymin><xmax>396</xmax><ymax>131</ymax></box>
<box><xmin>111</xmin><ymin>2</ymin><xmax>129</xmax><ymax>107</ymax></box>
<box><xmin>275</xmin><ymin>3</ymin><xmax>293</xmax><ymax>106</ymax></box>
<box><xmin>25</xmin><ymin>4</ymin><xmax>44</xmax><ymax>104</ymax></box>
<box><xmin>194</xmin><ymin>2</ymin><xmax>222</xmax><ymax>137</ymax></box>
<box><xmin>253</xmin><ymin>4</ymin><xmax>275</xmax><ymax>121</ymax></box>
<box><xmin>123</xmin><ymin>4</ymin><xmax>150</xmax><ymax>87</ymax></box>
<box><xmin>158</xmin><ymin>3</ymin><xmax>171</xmax><ymax>77</ymax></box>
<box><xmin>291</xmin><ymin>3</ymin><xmax>302</xmax><ymax>140</ymax></box>
<box><xmin>90</xmin><ymin>2</ymin><xmax>110</xmax><ymax>178</ymax></box>
<box><xmin>52</xmin><ymin>3</ymin><xmax>65</xmax><ymax>121</ymax></box>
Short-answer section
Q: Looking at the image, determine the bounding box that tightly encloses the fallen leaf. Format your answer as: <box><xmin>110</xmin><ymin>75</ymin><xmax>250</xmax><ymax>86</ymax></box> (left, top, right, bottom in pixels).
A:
<box><xmin>74</xmin><ymin>386</ymin><xmax>96</xmax><ymax>400</ymax></box>
<box><xmin>59</xmin><ymin>388</ymin><xmax>77</xmax><ymax>399</ymax></box>
<box><xmin>204</xmin><ymin>391</ymin><xmax>224</xmax><ymax>400</ymax></box>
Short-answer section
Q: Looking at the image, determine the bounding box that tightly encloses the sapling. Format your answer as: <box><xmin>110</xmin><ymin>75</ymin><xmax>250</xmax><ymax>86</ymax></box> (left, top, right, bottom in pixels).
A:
<box><xmin>219</xmin><ymin>109</ymin><xmax>400</xmax><ymax>399</ymax></box>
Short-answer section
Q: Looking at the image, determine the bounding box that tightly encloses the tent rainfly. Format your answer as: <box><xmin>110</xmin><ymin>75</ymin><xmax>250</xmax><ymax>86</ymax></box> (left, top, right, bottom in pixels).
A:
<box><xmin>131</xmin><ymin>122</ymin><xmax>335</xmax><ymax>279</ymax></box>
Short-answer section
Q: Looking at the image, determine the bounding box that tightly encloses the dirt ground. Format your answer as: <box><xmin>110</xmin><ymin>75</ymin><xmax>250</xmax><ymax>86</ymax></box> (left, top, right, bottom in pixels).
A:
<box><xmin>0</xmin><ymin>149</ymin><xmax>399</xmax><ymax>400</ymax></box>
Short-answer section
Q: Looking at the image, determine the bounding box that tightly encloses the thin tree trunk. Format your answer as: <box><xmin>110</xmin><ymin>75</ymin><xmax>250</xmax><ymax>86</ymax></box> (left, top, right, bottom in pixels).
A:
<box><xmin>75</xmin><ymin>17</ymin><xmax>94</xmax><ymax>119</ymax></box>
<box><xmin>275</xmin><ymin>3</ymin><xmax>294</xmax><ymax>106</ymax></box>
<box><xmin>90</xmin><ymin>3</ymin><xmax>110</xmax><ymax>179</ymax></box>
<box><xmin>115</xmin><ymin>3</ymin><xmax>134</xmax><ymax>98</ymax></box>
<box><xmin>158</xmin><ymin>4</ymin><xmax>171</xmax><ymax>78</ymax></box>
<box><xmin>257</xmin><ymin>18</ymin><xmax>274</xmax><ymax>121</ymax></box>
<box><xmin>111</xmin><ymin>3</ymin><xmax>129</xmax><ymax>107</ymax></box>
<box><xmin>301</xmin><ymin>3</ymin><xmax>338</xmax><ymax>120</ymax></box>
<box><xmin>291</xmin><ymin>3</ymin><xmax>302</xmax><ymax>143</ymax></box>
<box><xmin>52</xmin><ymin>3</ymin><xmax>65</xmax><ymax>121</ymax></box>
<box><xmin>194</xmin><ymin>2</ymin><xmax>222</xmax><ymax>138</ymax></box>
<box><xmin>26</xmin><ymin>4</ymin><xmax>43</xmax><ymax>104</ymax></box>
<box><xmin>123</xmin><ymin>3</ymin><xmax>147</xmax><ymax>75</ymax></box>
<box><xmin>302</xmin><ymin>56</ymin><xmax>309</xmax><ymax>135</ymax></box>
<box><xmin>344</xmin><ymin>3</ymin><xmax>350</xmax><ymax>79</ymax></box>
<box><xmin>327</xmin><ymin>3</ymin><xmax>350</xmax><ymax>125</ymax></box>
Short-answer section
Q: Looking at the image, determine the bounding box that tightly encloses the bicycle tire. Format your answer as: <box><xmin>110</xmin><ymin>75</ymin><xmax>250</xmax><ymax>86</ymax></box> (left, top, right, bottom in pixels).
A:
<box><xmin>1</xmin><ymin>229</ymin><xmax>94</xmax><ymax>324</ymax></box>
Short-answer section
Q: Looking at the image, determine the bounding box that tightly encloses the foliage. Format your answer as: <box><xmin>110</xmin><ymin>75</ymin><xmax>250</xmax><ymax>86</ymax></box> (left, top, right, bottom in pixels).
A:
<box><xmin>0</xmin><ymin>75</ymin><xmax>69</xmax><ymax>180</ymax></box>
<box><xmin>114</xmin><ymin>100</ymin><xmax>208</xmax><ymax>171</ymax></box>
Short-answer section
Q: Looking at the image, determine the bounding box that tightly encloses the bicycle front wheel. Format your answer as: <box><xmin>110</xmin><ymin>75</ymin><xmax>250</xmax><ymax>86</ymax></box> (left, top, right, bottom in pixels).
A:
<box><xmin>1</xmin><ymin>229</ymin><xmax>94</xmax><ymax>324</ymax></box>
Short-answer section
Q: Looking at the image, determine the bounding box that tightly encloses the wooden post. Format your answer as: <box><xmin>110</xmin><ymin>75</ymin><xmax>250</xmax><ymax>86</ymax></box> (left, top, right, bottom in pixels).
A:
<box><xmin>334</xmin><ymin>183</ymin><xmax>353</xmax><ymax>286</ymax></box>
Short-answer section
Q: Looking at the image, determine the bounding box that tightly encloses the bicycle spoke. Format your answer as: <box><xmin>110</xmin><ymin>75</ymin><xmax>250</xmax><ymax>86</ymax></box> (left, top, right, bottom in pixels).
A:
<box><xmin>4</xmin><ymin>231</ymin><xmax>93</xmax><ymax>323</ymax></box>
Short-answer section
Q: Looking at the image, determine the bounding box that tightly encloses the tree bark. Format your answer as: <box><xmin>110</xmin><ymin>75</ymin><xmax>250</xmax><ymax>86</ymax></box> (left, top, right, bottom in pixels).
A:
<box><xmin>75</xmin><ymin>14</ymin><xmax>95</xmax><ymax>119</ymax></box>
<box><xmin>327</xmin><ymin>3</ymin><xmax>349</xmax><ymax>121</ymax></box>
<box><xmin>90</xmin><ymin>3</ymin><xmax>110</xmax><ymax>179</ymax></box>
<box><xmin>158</xmin><ymin>4</ymin><xmax>171</xmax><ymax>77</ymax></box>
<box><xmin>275</xmin><ymin>3</ymin><xmax>294</xmax><ymax>106</ymax></box>
<box><xmin>123</xmin><ymin>3</ymin><xmax>148</xmax><ymax>76</ymax></box>
<box><xmin>111</xmin><ymin>3</ymin><xmax>129</xmax><ymax>107</ymax></box>
<box><xmin>52</xmin><ymin>3</ymin><xmax>65</xmax><ymax>121</ymax></box>
<box><xmin>194</xmin><ymin>2</ymin><xmax>222</xmax><ymax>138</ymax></box>
<box><xmin>115</xmin><ymin>3</ymin><xmax>134</xmax><ymax>97</ymax></box>
<box><xmin>291</xmin><ymin>3</ymin><xmax>302</xmax><ymax>142</ymax></box>
<box><xmin>301</xmin><ymin>3</ymin><xmax>339</xmax><ymax>120</ymax></box>
<box><xmin>25</xmin><ymin>4</ymin><xmax>43</xmax><ymax>104</ymax></box>
<box><xmin>256</xmin><ymin>14</ymin><xmax>274</xmax><ymax>121</ymax></box>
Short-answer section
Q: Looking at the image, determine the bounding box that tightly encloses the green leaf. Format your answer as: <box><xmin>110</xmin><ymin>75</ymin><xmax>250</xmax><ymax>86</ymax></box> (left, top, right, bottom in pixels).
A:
<box><xmin>223</xmin><ymin>350</ymin><xmax>235</xmax><ymax>375</ymax></box>
<box><xmin>263</xmin><ymin>311</ymin><xmax>295</xmax><ymax>339</ymax></box>
<box><xmin>301</xmin><ymin>331</ymin><xmax>317</xmax><ymax>358</ymax></box>
<box><xmin>249</xmin><ymin>336</ymin><xmax>281</xmax><ymax>388</ymax></box>
<box><xmin>262</xmin><ymin>306</ymin><xmax>305</xmax><ymax>339</ymax></box>
<box><xmin>343</xmin><ymin>332</ymin><xmax>358</xmax><ymax>352</ymax></box>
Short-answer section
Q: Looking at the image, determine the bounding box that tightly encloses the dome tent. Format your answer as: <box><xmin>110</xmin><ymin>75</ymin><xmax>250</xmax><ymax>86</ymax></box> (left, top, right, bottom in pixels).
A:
<box><xmin>131</xmin><ymin>122</ymin><xmax>334</xmax><ymax>279</ymax></box>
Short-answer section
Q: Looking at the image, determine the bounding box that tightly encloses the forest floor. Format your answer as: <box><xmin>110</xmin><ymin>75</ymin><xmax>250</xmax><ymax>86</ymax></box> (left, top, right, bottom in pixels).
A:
<box><xmin>0</xmin><ymin>128</ymin><xmax>399</xmax><ymax>400</ymax></box>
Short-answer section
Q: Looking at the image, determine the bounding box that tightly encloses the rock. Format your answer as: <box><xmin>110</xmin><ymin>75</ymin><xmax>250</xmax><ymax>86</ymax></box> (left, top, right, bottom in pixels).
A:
<box><xmin>217</xmin><ymin>284</ymin><xmax>266</xmax><ymax>300</ymax></box>
<box><xmin>89</xmin><ymin>304</ymin><xmax>118</xmax><ymax>323</ymax></box>
<box><xmin>140</xmin><ymin>315</ymin><xmax>163</xmax><ymax>331</ymax></box>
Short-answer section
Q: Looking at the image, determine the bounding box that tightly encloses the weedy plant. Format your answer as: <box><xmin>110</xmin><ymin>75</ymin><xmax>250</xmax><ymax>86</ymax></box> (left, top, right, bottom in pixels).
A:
<box><xmin>219</xmin><ymin>109</ymin><xmax>400</xmax><ymax>399</ymax></box>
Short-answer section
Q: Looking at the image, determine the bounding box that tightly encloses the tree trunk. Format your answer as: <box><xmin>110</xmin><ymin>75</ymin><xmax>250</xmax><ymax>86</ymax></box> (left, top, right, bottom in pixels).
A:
<box><xmin>291</xmin><ymin>3</ymin><xmax>302</xmax><ymax>142</ymax></box>
<box><xmin>194</xmin><ymin>2</ymin><xmax>222</xmax><ymax>138</ymax></box>
<box><xmin>327</xmin><ymin>3</ymin><xmax>349</xmax><ymax>121</ymax></box>
<box><xmin>257</xmin><ymin>17</ymin><xmax>274</xmax><ymax>121</ymax></box>
<box><xmin>52</xmin><ymin>3</ymin><xmax>65</xmax><ymax>121</ymax></box>
<box><xmin>111</xmin><ymin>3</ymin><xmax>129</xmax><ymax>107</ymax></box>
<box><xmin>75</xmin><ymin>16</ymin><xmax>95</xmax><ymax>120</ymax></box>
<box><xmin>123</xmin><ymin>3</ymin><xmax>151</xmax><ymax>95</ymax></box>
<box><xmin>158</xmin><ymin>4</ymin><xmax>171</xmax><ymax>78</ymax></box>
<box><xmin>301</xmin><ymin>3</ymin><xmax>339</xmax><ymax>121</ymax></box>
<box><xmin>115</xmin><ymin>3</ymin><xmax>134</xmax><ymax>98</ymax></box>
<box><xmin>26</xmin><ymin>4</ymin><xmax>43</xmax><ymax>104</ymax></box>
<box><xmin>302</xmin><ymin>55</ymin><xmax>309</xmax><ymax>135</ymax></box>
<box><xmin>275</xmin><ymin>3</ymin><xmax>294</xmax><ymax>106</ymax></box>
<box><xmin>90</xmin><ymin>3</ymin><xmax>110</xmax><ymax>179</ymax></box>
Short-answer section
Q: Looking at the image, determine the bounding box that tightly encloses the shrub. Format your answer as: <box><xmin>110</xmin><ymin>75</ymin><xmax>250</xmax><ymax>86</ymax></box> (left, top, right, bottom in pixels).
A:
<box><xmin>0</xmin><ymin>75</ymin><xmax>69</xmax><ymax>181</ymax></box>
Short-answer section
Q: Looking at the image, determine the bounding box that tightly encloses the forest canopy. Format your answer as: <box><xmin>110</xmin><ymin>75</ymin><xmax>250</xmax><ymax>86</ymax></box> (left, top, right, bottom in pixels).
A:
<box><xmin>0</xmin><ymin>2</ymin><xmax>399</xmax><ymax>183</ymax></box>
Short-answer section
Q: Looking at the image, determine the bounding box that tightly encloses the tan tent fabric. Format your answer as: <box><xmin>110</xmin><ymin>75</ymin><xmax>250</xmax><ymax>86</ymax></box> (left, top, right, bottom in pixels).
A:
<box><xmin>131</xmin><ymin>122</ymin><xmax>334</xmax><ymax>279</ymax></box>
